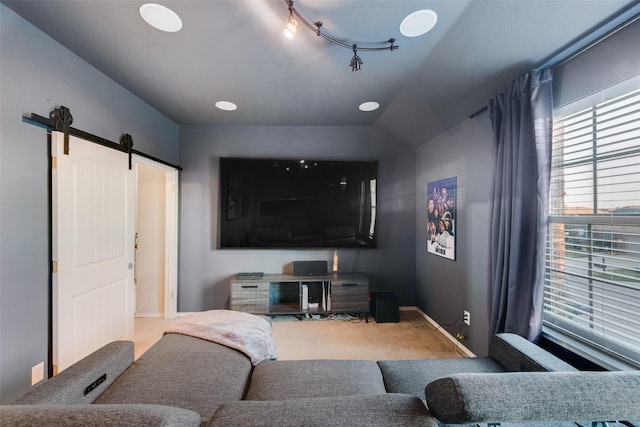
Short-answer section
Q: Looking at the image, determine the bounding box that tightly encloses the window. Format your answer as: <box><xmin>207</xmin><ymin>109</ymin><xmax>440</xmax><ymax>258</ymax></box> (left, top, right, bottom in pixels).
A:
<box><xmin>369</xmin><ymin>179</ymin><xmax>377</xmax><ymax>239</ymax></box>
<box><xmin>544</xmin><ymin>87</ymin><xmax>640</xmax><ymax>369</ymax></box>
<box><xmin>357</xmin><ymin>178</ymin><xmax>377</xmax><ymax>240</ymax></box>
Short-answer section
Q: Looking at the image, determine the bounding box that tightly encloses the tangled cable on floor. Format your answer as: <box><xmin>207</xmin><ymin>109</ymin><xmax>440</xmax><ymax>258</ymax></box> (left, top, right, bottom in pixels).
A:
<box><xmin>308</xmin><ymin>313</ymin><xmax>362</xmax><ymax>322</ymax></box>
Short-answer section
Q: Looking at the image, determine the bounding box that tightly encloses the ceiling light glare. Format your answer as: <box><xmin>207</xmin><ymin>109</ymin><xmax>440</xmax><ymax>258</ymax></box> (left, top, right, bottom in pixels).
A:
<box><xmin>215</xmin><ymin>101</ymin><xmax>238</xmax><ymax>111</ymax></box>
<box><xmin>359</xmin><ymin>102</ymin><xmax>380</xmax><ymax>112</ymax></box>
<box><xmin>284</xmin><ymin>14</ymin><xmax>298</xmax><ymax>39</ymax></box>
<box><xmin>400</xmin><ymin>9</ymin><xmax>437</xmax><ymax>37</ymax></box>
<box><xmin>140</xmin><ymin>3</ymin><xmax>182</xmax><ymax>32</ymax></box>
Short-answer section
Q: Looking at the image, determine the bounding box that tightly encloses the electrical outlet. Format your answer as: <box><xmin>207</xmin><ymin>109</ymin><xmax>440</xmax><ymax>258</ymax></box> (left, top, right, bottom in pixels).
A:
<box><xmin>31</xmin><ymin>362</ymin><xmax>44</xmax><ymax>385</ymax></box>
<box><xmin>463</xmin><ymin>310</ymin><xmax>471</xmax><ymax>326</ymax></box>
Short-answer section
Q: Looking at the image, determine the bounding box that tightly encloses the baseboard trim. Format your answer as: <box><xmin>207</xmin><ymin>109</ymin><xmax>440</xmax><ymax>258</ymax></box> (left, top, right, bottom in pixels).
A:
<box><xmin>134</xmin><ymin>313</ymin><xmax>163</xmax><ymax>318</ymax></box>
<box><xmin>399</xmin><ymin>306</ymin><xmax>476</xmax><ymax>357</ymax></box>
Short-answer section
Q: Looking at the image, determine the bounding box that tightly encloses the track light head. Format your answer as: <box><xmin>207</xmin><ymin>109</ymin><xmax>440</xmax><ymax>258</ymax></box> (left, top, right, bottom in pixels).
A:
<box><xmin>350</xmin><ymin>44</ymin><xmax>362</xmax><ymax>71</ymax></box>
<box><xmin>284</xmin><ymin>9</ymin><xmax>298</xmax><ymax>38</ymax></box>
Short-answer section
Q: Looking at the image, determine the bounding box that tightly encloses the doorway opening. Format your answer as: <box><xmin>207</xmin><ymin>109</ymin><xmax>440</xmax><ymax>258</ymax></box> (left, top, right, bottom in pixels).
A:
<box><xmin>133</xmin><ymin>156</ymin><xmax>178</xmax><ymax>319</ymax></box>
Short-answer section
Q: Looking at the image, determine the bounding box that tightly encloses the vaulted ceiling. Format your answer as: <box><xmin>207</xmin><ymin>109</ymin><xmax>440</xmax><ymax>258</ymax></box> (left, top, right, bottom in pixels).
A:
<box><xmin>4</xmin><ymin>0</ymin><xmax>637</xmax><ymax>146</ymax></box>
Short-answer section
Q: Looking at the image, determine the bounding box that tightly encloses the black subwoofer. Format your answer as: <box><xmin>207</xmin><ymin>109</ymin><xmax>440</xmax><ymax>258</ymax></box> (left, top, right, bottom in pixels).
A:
<box><xmin>370</xmin><ymin>292</ymin><xmax>399</xmax><ymax>323</ymax></box>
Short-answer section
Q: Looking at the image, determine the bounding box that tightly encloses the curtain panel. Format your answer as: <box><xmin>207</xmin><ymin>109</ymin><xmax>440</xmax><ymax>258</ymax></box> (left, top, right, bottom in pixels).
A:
<box><xmin>488</xmin><ymin>68</ymin><xmax>553</xmax><ymax>341</ymax></box>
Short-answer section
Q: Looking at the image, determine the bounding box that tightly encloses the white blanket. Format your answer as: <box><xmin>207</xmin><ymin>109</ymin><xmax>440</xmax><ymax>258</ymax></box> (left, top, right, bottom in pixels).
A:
<box><xmin>164</xmin><ymin>310</ymin><xmax>277</xmax><ymax>366</ymax></box>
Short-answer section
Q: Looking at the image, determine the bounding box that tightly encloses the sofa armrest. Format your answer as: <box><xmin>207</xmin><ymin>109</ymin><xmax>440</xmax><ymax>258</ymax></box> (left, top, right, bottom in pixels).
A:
<box><xmin>424</xmin><ymin>371</ymin><xmax>640</xmax><ymax>424</ymax></box>
<box><xmin>13</xmin><ymin>341</ymin><xmax>134</xmax><ymax>405</ymax></box>
<box><xmin>490</xmin><ymin>333</ymin><xmax>577</xmax><ymax>372</ymax></box>
<box><xmin>0</xmin><ymin>404</ymin><xmax>201</xmax><ymax>426</ymax></box>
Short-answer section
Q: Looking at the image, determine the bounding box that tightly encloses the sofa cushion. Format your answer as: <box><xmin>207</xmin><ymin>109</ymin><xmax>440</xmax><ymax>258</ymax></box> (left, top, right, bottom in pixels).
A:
<box><xmin>424</xmin><ymin>371</ymin><xmax>640</xmax><ymax>424</ymax></box>
<box><xmin>208</xmin><ymin>394</ymin><xmax>438</xmax><ymax>427</ymax></box>
<box><xmin>13</xmin><ymin>341</ymin><xmax>134</xmax><ymax>405</ymax></box>
<box><xmin>95</xmin><ymin>334</ymin><xmax>252</xmax><ymax>421</ymax></box>
<box><xmin>0</xmin><ymin>404</ymin><xmax>201</xmax><ymax>427</ymax></box>
<box><xmin>377</xmin><ymin>357</ymin><xmax>505</xmax><ymax>401</ymax></box>
<box><xmin>245</xmin><ymin>359</ymin><xmax>386</xmax><ymax>400</ymax></box>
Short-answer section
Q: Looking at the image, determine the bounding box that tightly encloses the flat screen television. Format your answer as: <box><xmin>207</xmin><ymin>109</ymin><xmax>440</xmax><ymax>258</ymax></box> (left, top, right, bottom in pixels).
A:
<box><xmin>218</xmin><ymin>157</ymin><xmax>378</xmax><ymax>249</ymax></box>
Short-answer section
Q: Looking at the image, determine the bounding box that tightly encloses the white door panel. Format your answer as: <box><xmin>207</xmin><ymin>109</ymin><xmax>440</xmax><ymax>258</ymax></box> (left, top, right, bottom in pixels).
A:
<box><xmin>52</xmin><ymin>131</ymin><xmax>135</xmax><ymax>372</ymax></box>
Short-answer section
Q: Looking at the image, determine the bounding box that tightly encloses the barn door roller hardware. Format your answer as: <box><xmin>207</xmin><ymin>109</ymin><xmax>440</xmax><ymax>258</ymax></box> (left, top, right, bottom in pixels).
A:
<box><xmin>120</xmin><ymin>134</ymin><xmax>134</xmax><ymax>170</ymax></box>
<box><xmin>23</xmin><ymin>107</ymin><xmax>182</xmax><ymax>171</ymax></box>
<box><xmin>51</xmin><ymin>106</ymin><xmax>73</xmax><ymax>155</ymax></box>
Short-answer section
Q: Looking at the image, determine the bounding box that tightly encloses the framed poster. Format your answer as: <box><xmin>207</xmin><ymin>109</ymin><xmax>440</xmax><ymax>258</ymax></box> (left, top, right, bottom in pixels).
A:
<box><xmin>427</xmin><ymin>176</ymin><xmax>456</xmax><ymax>260</ymax></box>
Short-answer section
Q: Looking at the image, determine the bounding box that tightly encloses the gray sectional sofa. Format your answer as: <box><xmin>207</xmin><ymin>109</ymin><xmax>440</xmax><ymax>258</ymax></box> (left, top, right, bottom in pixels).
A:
<box><xmin>2</xmin><ymin>328</ymin><xmax>640</xmax><ymax>426</ymax></box>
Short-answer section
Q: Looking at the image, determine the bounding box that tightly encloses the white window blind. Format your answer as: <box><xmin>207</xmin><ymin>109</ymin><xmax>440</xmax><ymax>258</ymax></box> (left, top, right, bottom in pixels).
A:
<box><xmin>544</xmin><ymin>87</ymin><xmax>640</xmax><ymax>369</ymax></box>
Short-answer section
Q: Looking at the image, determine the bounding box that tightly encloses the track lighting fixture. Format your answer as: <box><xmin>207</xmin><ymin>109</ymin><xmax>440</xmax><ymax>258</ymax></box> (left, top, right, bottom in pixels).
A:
<box><xmin>285</xmin><ymin>0</ymin><xmax>398</xmax><ymax>71</ymax></box>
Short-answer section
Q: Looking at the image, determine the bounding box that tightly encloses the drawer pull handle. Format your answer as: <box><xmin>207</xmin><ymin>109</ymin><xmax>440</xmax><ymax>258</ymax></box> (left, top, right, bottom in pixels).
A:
<box><xmin>340</xmin><ymin>283</ymin><xmax>357</xmax><ymax>287</ymax></box>
<box><xmin>241</xmin><ymin>285</ymin><xmax>258</xmax><ymax>289</ymax></box>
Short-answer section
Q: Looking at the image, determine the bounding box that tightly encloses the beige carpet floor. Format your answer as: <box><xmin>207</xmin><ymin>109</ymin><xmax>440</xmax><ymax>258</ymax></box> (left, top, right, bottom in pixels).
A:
<box><xmin>134</xmin><ymin>309</ymin><xmax>466</xmax><ymax>361</ymax></box>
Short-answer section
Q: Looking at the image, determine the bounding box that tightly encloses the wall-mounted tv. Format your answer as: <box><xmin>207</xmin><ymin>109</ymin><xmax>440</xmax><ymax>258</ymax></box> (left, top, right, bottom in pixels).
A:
<box><xmin>218</xmin><ymin>157</ymin><xmax>378</xmax><ymax>249</ymax></box>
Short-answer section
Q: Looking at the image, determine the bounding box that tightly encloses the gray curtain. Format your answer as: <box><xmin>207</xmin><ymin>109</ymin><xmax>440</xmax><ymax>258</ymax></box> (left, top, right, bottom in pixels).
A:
<box><xmin>488</xmin><ymin>68</ymin><xmax>553</xmax><ymax>341</ymax></box>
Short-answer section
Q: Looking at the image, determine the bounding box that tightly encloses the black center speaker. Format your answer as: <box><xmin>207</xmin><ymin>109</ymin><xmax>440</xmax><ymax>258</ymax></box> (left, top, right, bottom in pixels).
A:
<box><xmin>293</xmin><ymin>261</ymin><xmax>328</xmax><ymax>276</ymax></box>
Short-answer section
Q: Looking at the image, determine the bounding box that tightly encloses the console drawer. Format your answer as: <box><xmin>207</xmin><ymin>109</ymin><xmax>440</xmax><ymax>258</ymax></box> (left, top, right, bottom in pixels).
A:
<box><xmin>231</xmin><ymin>281</ymin><xmax>269</xmax><ymax>313</ymax></box>
<box><xmin>331</xmin><ymin>281</ymin><xmax>369</xmax><ymax>312</ymax></box>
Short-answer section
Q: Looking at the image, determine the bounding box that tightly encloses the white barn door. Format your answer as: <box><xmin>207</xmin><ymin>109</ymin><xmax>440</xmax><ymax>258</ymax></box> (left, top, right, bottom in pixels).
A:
<box><xmin>51</xmin><ymin>131</ymin><xmax>135</xmax><ymax>372</ymax></box>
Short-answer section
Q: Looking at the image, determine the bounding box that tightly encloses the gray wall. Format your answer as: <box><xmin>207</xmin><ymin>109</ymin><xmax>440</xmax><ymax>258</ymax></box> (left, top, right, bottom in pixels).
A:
<box><xmin>415</xmin><ymin>115</ymin><xmax>494</xmax><ymax>356</ymax></box>
<box><xmin>178</xmin><ymin>125</ymin><xmax>417</xmax><ymax>312</ymax></box>
<box><xmin>0</xmin><ymin>5</ymin><xmax>179</xmax><ymax>403</ymax></box>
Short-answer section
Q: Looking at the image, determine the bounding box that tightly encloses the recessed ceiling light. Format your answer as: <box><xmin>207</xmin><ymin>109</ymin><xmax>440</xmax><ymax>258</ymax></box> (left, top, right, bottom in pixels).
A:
<box><xmin>400</xmin><ymin>10</ymin><xmax>437</xmax><ymax>37</ymax></box>
<box><xmin>139</xmin><ymin>3</ymin><xmax>182</xmax><ymax>33</ymax></box>
<box><xmin>215</xmin><ymin>101</ymin><xmax>238</xmax><ymax>111</ymax></box>
<box><xmin>359</xmin><ymin>102</ymin><xmax>380</xmax><ymax>112</ymax></box>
